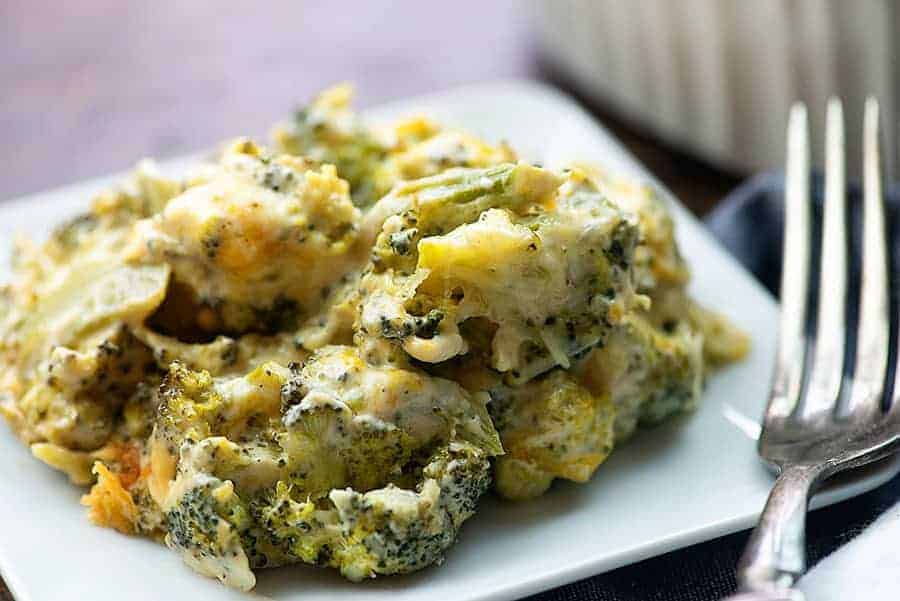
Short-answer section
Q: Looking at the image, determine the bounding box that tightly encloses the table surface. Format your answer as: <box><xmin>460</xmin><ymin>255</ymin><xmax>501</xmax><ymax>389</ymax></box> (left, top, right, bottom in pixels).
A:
<box><xmin>1</xmin><ymin>2</ymin><xmax>847</xmax><ymax>601</ymax></box>
<box><xmin>0</xmin><ymin>0</ymin><xmax>741</xmax><ymax>213</ymax></box>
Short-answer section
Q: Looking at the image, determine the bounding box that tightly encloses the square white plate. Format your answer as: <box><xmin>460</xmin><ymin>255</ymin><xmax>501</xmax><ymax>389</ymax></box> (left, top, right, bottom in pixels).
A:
<box><xmin>0</xmin><ymin>80</ymin><xmax>896</xmax><ymax>601</ymax></box>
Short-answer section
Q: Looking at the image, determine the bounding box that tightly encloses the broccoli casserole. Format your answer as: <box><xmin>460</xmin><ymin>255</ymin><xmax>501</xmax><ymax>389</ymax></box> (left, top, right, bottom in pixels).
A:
<box><xmin>0</xmin><ymin>85</ymin><xmax>748</xmax><ymax>590</ymax></box>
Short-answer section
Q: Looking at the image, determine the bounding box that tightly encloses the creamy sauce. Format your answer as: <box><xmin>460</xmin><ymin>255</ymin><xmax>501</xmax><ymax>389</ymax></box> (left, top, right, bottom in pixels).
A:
<box><xmin>0</xmin><ymin>85</ymin><xmax>748</xmax><ymax>590</ymax></box>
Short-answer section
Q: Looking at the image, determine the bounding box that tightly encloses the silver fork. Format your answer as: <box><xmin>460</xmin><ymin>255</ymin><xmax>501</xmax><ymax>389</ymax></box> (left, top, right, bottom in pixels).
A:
<box><xmin>724</xmin><ymin>98</ymin><xmax>900</xmax><ymax>601</ymax></box>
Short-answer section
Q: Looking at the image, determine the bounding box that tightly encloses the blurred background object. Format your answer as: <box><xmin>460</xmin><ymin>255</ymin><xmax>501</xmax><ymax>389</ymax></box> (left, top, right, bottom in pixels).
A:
<box><xmin>1</xmin><ymin>0</ymin><xmax>533</xmax><ymax>199</ymax></box>
<box><xmin>535</xmin><ymin>0</ymin><xmax>899</xmax><ymax>178</ymax></box>
<box><xmin>1</xmin><ymin>0</ymin><xmax>739</xmax><ymax>213</ymax></box>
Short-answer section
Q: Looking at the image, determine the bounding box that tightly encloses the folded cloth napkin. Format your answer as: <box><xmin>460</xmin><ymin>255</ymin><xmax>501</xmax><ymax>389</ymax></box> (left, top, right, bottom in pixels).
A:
<box><xmin>705</xmin><ymin>172</ymin><xmax>900</xmax><ymax>303</ymax></box>
<box><xmin>706</xmin><ymin>173</ymin><xmax>900</xmax><ymax>600</ymax></box>
<box><xmin>799</xmin><ymin>504</ymin><xmax>900</xmax><ymax>599</ymax></box>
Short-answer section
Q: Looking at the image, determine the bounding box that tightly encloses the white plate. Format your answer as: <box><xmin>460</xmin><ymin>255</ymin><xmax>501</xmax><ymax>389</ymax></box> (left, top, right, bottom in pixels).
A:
<box><xmin>0</xmin><ymin>80</ymin><xmax>896</xmax><ymax>601</ymax></box>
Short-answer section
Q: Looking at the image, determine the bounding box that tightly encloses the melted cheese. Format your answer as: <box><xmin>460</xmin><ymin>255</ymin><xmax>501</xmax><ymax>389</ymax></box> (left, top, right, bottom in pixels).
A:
<box><xmin>0</xmin><ymin>84</ymin><xmax>748</xmax><ymax>590</ymax></box>
<box><xmin>132</xmin><ymin>140</ymin><xmax>363</xmax><ymax>333</ymax></box>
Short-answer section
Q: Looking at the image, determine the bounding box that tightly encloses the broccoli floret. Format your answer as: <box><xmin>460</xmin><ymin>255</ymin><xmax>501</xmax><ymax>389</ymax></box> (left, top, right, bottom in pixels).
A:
<box><xmin>366</xmin><ymin>163</ymin><xmax>560</xmax><ymax>244</ymax></box>
<box><xmin>150</xmin><ymin>346</ymin><xmax>500</xmax><ymax>586</ymax></box>
<box><xmin>281</xmin><ymin>389</ymin><xmax>417</xmax><ymax>493</ymax></box>
<box><xmin>273</xmin><ymin>86</ymin><xmax>518</xmax><ymax>209</ymax></box>
<box><xmin>273</xmin><ymin>85</ymin><xmax>387</xmax><ymax>207</ymax></box>
<box><xmin>164</xmin><ymin>476</ymin><xmax>258</xmax><ymax>591</ymax></box>
<box><xmin>254</xmin><ymin>439</ymin><xmax>491</xmax><ymax>580</ymax></box>
<box><xmin>358</xmin><ymin>168</ymin><xmax>638</xmax><ymax>380</ymax></box>
<box><xmin>574</xmin><ymin>312</ymin><xmax>704</xmax><ymax>442</ymax></box>
<box><xmin>13</xmin><ymin>326</ymin><xmax>158</xmax><ymax>450</ymax></box>
<box><xmin>364</xmin><ymin>163</ymin><xmax>559</xmax><ymax>279</ymax></box>
<box><xmin>490</xmin><ymin>370</ymin><xmax>615</xmax><ymax>500</ymax></box>
<box><xmin>133</xmin><ymin>139</ymin><xmax>362</xmax><ymax>336</ymax></box>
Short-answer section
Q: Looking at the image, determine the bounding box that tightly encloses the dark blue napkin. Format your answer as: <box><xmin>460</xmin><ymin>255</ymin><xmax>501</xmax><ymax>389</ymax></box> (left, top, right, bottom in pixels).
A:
<box><xmin>528</xmin><ymin>173</ymin><xmax>900</xmax><ymax>601</ymax></box>
<box><xmin>705</xmin><ymin>173</ymin><xmax>900</xmax><ymax>298</ymax></box>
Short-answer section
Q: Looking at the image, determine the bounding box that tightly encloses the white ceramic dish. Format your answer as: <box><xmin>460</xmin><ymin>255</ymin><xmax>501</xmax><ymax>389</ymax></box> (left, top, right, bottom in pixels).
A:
<box><xmin>0</xmin><ymin>80</ymin><xmax>896</xmax><ymax>601</ymax></box>
<box><xmin>533</xmin><ymin>0</ymin><xmax>899</xmax><ymax>177</ymax></box>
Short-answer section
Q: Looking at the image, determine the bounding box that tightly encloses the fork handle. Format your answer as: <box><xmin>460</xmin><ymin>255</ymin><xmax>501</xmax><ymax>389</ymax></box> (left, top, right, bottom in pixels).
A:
<box><xmin>725</xmin><ymin>464</ymin><xmax>826</xmax><ymax>600</ymax></box>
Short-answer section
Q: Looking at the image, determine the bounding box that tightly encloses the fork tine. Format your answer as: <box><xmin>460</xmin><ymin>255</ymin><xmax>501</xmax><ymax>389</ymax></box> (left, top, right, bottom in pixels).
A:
<box><xmin>767</xmin><ymin>104</ymin><xmax>812</xmax><ymax>421</ymax></box>
<box><xmin>803</xmin><ymin>99</ymin><xmax>847</xmax><ymax>419</ymax></box>
<box><xmin>846</xmin><ymin>98</ymin><xmax>890</xmax><ymax>419</ymax></box>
